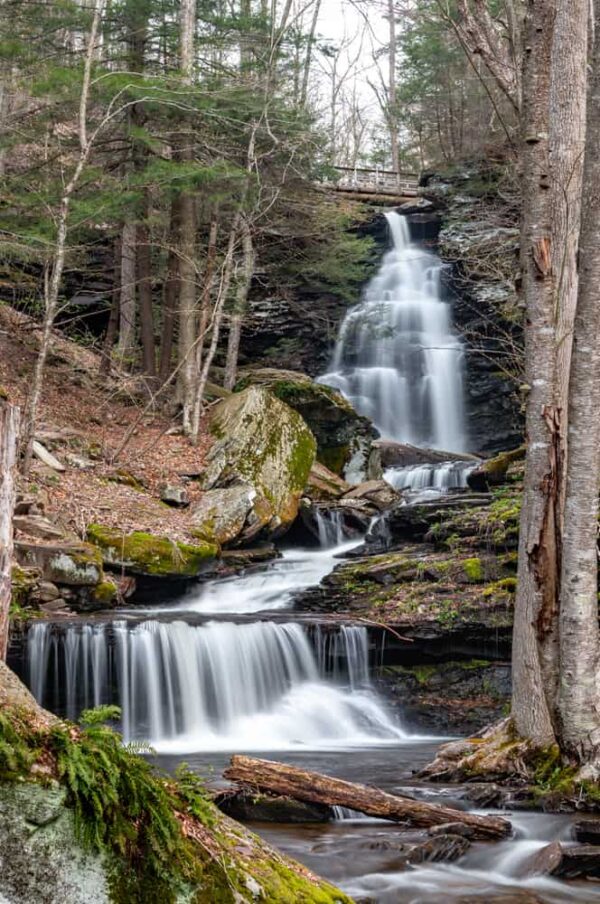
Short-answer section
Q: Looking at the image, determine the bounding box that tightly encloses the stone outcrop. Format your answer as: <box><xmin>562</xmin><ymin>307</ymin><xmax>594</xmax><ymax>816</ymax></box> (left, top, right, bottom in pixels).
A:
<box><xmin>235</xmin><ymin>368</ymin><xmax>375</xmax><ymax>477</ymax></box>
<box><xmin>199</xmin><ymin>386</ymin><xmax>316</xmax><ymax>542</ymax></box>
<box><xmin>86</xmin><ymin>525</ymin><xmax>218</xmax><ymax>580</ymax></box>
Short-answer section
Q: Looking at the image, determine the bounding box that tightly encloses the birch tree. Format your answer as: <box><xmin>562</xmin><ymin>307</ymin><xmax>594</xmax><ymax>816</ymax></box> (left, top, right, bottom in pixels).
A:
<box><xmin>0</xmin><ymin>400</ymin><xmax>19</xmax><ymax>661</ymax></box>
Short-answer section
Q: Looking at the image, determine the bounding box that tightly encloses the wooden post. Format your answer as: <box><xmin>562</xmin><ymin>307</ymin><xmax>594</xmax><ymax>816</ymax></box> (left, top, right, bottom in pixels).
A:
<box><xmin>0</xmin><ymin>400</ymin><xmax>20</xmax><ymax>660</ymax></box>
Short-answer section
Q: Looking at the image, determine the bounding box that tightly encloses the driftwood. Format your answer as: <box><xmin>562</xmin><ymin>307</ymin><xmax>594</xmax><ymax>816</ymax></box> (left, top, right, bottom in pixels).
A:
<box><xmin>224</xmin><ymin>755</ymin><xmax>512</xmax><ymax>841</ymax></box>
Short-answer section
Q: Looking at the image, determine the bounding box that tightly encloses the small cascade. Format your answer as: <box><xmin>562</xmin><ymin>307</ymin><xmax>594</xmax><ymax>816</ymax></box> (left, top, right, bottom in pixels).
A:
<box><xmin>318</xmin><ymin>211</ymin><xmax>467</xmax><ymax>452</ymax></box>
<box><xmin>314</xmin><ymin>509</ymin><xmax>346</xmax><ymax>547</ymax></box>
<box><xmin>384</xmin><ymin>460</ymin><xmax>474</xmax><ymax>492</ymax></box>
<box><xmin>25</xmin><ymin>620</ymin><xmax>407</xmax><ymax>752</ymax></box>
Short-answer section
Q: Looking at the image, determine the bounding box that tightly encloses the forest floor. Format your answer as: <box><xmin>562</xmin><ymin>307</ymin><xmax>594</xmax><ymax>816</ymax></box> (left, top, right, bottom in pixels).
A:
<box><xmin>0</xmin><ymin>303</ymin><xmax>212</xmax><ymax>544</ymax></box>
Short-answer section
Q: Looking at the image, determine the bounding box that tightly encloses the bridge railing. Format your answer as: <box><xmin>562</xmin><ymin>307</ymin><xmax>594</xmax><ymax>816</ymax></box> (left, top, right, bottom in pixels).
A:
<box><xmin>329</xmin><ymin>166</ymin><xmax>420</xmax><ymax>196</ymax></box>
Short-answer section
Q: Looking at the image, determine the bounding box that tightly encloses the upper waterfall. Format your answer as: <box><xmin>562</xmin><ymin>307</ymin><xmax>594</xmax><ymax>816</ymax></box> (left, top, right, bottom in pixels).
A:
<box><xmin>318</xmin><ymin>211</ymin><xmax>467</xmax><ymax>453</ymax></box>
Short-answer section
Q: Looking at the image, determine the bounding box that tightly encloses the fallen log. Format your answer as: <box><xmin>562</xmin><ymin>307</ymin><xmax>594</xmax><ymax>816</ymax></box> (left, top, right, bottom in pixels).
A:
<box><xmin>224</xmin><ymin>755</ymin><xmax>512</xmax><ymax>841</ymax></box>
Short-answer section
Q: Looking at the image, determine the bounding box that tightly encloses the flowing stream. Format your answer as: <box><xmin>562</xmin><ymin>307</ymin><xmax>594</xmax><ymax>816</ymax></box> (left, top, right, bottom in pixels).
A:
<box><xmin>16</xmin><ymin>212</ymin><xmax>590</xmax><ymax>902</ymax></box>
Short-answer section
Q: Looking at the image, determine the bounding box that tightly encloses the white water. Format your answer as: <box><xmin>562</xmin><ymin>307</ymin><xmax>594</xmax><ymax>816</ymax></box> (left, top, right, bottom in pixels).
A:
<box><xmin>319</xmin><ymin>211</ymin><xmax>466</xmax><ymax>453</ymax></box>
<box><xmin>384</xmin><ymin>461</ymin><xmax>473</xmax><ymax>492</ymax></box>
<box><xmin>26</xmin><ymin>619</ymin><xmax>409</xmax><ymax>752</ymax></box>
<box><xmin>174</xmin><ymin>537</ymin><xmax>358</xmax><ymax>616</ymax></box>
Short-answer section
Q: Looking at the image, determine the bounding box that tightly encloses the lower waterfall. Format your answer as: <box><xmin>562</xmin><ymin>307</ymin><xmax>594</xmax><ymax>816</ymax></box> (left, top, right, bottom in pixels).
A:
<box><xmin>26</xmin><ymin>619</ymin><xmax>407</xmax><ymax>752</ymax></box>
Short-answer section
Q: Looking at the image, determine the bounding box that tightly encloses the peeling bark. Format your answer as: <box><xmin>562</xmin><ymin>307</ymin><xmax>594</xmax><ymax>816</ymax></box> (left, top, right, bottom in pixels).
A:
<box><xmin>0</xmin><ymin>401</ymin><xmax>19</xmax><ymax>661</ymax></box>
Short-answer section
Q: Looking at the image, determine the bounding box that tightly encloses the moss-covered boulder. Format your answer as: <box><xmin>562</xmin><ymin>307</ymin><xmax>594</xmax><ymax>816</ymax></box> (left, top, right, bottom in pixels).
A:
<box><xmin>202</xmin><ymin>386</ymin><xmax>316</xmax><ymax>540</ymax></box>
<box><xmin>86</xmin><ymin>526</ymin><xmax>218</xmax><ymax>579</ymax></box>
<box><xmin>191</xmin><ymin>485</ymin><xmax>262</xmax><ymax>546</ymax></box>
<box><xmin>0</xmin><ymin>669</ymin><xmax>353</xmax><ymax>904</ymax></box>
<box><xmin>14</xmin><ymin>541</ymin><xmax>103</xmax><ymax>587</ymax></box>
<box><xmin>235</xmin><ymin>368</ymin><xmax>374</xmax><ymax>477</ymax></box>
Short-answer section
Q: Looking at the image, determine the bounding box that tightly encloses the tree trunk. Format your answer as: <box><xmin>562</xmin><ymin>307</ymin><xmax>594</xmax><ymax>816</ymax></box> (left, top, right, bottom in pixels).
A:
<box><xmin>190</xmin><ymin>217</ymin><xmax>239</xmax><ymax>441</ymax></box>
<box><xmin>224</xmin><ymin>219</ymin><xmax>254</xmax><ymax>391</ymax></box>
<box><xmin>511</xmin><ymin>0</ymin><xmax>558</xmax><ymax>748</ymax></box>
<box><xmin>538</xmin><ymin>0</ymin><xmax>588</xmax><ymax>717</ymax></box>
<box><xmin>387</xmin><ymin>0</ymin><xmax>399</xmax><ymax>175</ymax></box>
<box><xmin>196</xmin><ymin>215</ymin><xmax>219</xmax><ymax>378</ymax></box>
<box><xmin>137</xmin><ymin>220</ymin><xmax>156</xmax><ymax>376</ymax></box>
<box><xmin>557</xmin><ymin>0</ymin><xmax>600</xmax><ymax>769</ymax></box>
<box><xmin>99</xmin><ymin>234</ymin><xmax>121</xmax><ymax>376</ymax></box>
<box><xmin>0</xmin><ymin>401</ymin><xmax>20</xmax><ymax>661</ymax></box>
<box><xmin>159</xmin><ymin>197</ymin><xmax>182</xmax><ymax>382</ymax></box>
<box><xmin>224</xmin><ymin>756</ymin><xmax>511</xmax><ymax>840</ymax></box>
<box><xmin>117</xmin><ymin>221</ymin><xmax>137</xmax><ymax>361</ymax></box>
<box><xmin>176</xmin><ymin>0</ymin><xmax>198</xmax><ymax>434</ymax></box>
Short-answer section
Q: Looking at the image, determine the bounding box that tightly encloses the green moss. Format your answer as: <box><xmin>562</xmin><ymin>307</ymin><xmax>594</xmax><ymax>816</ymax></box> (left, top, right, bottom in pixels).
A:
<box><xmin>92</xmin><ymin>579</ymin><xmax>118</xmax><ymax>605</ymax></box>
<box><xmin>10</xmin><ymin>564</ymin><xmax>36</xmax><ymax>609</ymax></box>
<box><xmin>462</xmin><ymin>557</ymin><xmax>484</xmax><ymax>582</ymax></box>
<box><xmin>318</xmin><ymin>444</ymin><xmax>350</xmax><ymax>476</ymax></box>
<box><xmin>482</xmin><ymin>577</ymin><xmax>517</xmax><ymax>598</ymax></box>
<box><xmin>482</xmin><ymin>446</ymin><xmax>525</xmax><ymax>478</ymax></box>
<box><xmin>87</xmin><ymin>525</ymin><xmax>218</xmax><ymax>577</ymax></box>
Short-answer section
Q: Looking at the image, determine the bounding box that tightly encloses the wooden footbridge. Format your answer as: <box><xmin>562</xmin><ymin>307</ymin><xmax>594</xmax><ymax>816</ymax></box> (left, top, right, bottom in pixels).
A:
<box><xmin>324</xmin><ymin>166</ymin><xmax>420</xmax><ymax>203</ymax></box>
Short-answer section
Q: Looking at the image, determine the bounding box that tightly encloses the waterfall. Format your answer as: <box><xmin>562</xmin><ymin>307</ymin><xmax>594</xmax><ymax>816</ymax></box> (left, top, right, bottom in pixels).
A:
<box><xmin>384</xmin><ymin>460</ymin><xmax>473</xmax><ymax>492</ymax></box>
<box><xmin>25</xmin><ymin>620</ymin><xmax>407</xmax><ymax>752</ymax></box>
<box><xmin>318</xmin><ymin>211</ymin><xmax>467</xmax><ymax>453</ymax></box>
<box><xmin>314</xmin><ymin>509</ymin><xmax>346</xmax><ymax>547</ymax></box>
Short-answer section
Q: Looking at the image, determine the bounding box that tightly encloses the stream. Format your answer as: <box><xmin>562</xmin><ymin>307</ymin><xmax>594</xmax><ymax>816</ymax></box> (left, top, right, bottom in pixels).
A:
<box><xmin>15</xmin><ymin>212</ymin><xmax>600</xmax><ymax>902</ymax></box>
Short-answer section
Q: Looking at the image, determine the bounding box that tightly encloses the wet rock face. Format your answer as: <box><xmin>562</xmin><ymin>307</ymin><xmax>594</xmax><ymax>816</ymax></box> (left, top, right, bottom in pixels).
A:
<box><xmin>215</xmin><ymin>791</ymin><xmax>334</xmax><ymax>824</ymax></box>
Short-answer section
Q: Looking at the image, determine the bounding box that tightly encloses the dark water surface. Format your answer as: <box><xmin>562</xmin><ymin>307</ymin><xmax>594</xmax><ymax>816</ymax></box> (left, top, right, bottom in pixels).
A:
<box><xmin>156</xmin><ymin>743</ymin><xmax>600</xmax><ymax>904</ymax></box>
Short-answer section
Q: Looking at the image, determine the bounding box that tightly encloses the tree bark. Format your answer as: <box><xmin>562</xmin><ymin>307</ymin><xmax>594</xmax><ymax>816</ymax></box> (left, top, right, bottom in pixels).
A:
<box><xmin>0</xmin><ymin>401</ymin><xmax>20</xmax><ymax>661</ymax></box>
<box><xmin>539</xmin><ymin>0</ymin><xmax>588</xmax><ymax>717</ymax></box>
<box><xmin>159</xmin><ymin>197</ymin><xmax>182</xmax><ymax>382</ymax></box>
<box><xmin>511</xmin><ymin>0</ymin><xmax>558</xmax><ymax>748</ymax></box>
<box><xmin>224</xmin><ymin>218</ymin><xmax>254</xmax><ymax>391</ymax></box>
<box><xmin>224</xmin><ymin>756</ymin><xmax>511</xmax><ymax>840</ymax></box>
<box><xmin>557</xmin><ymin>0</ymin><xmax>600</xmax><ymax>769</ymax></box>
<box><xmin>137</xmin><ymin>220</ymin><xmax>156</xmax><ymax>376</ymax></box>
<box><xmin>99</xmin><ymin>234</ymin><xmax>121</xmax><ymax>376</ymax></box>
<box><xmin>196</xmin><ymin>215</ymin><xmax>219</xmax><ymax>378</ymax></box>
<box><xmin>387</xmin><ymin>0</ymin><xmax>400</xmax><ymax>175</ymax></box>
<box><xmin>117</xmin><ymin>221</ymin><xmax>137</xmax><ymax>360</ymax></box>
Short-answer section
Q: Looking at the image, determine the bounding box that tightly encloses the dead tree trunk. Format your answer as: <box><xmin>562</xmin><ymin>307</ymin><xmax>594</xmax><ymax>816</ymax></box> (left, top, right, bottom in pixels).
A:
<box><xmin>224</xmin><ymin>756</ymin><xmax>511</xmax><ymax>840</ymax></box>
<box><xmin>137</xmin><ymin>219</ymin><xmax>156</xmax><ymax>377</ymax></box>
<box><xmin>0</xmin><ymin>400</ymin><xmax>20</xmax><ymax>661</ymax></box>
<box><xmin>159</xmin><ymin>198</ymin><xmax>182</xmax><ymax>382</ymax></box>
<box><xmin>557</xmin><ymin>0</ymin><xmax>600</xmax><ymax>769</ymax></box>
<box><xmin>99</xmin><ymin>234</ymin><xmax>121</xmax><ymax>376</ymax></box>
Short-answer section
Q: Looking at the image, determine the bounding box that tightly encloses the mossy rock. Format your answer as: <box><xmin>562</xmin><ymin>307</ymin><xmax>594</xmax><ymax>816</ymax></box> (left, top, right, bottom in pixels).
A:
<box><xmin>14</xmin><ymin>541</ymin><xmax>104</xmax><ymax>587</ymax></box>
<box><xmin>11</xmin><ymin>564</ymin><xmax>38</xmax><ymax>608</ymax></box>
<box><xmin>86</xmin><ymin>526</ymin><xmax>218</xmax><ymax>578</ymax></box>
<box><xmin>467</xmin><ymin>446</ymin><xmax>525</xmax><ymax>491</ymax></box>
<box><xmin>203</xmin><ymin>386</ymin><xmax>317</xmax><ymax>539</ymax></box>
<box><xmin>0</xmin><ymin>701</ymin><xmax>351</xmax><ymax>904</ymax></box>
<box><xmin>235</xmin><ymin>368</ymin><xmax>374</xmax><ymax>476</ymax></box>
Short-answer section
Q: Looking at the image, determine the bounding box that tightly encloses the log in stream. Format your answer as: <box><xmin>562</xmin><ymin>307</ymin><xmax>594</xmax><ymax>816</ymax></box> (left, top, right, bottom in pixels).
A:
<box><xmin>224</xmin><ymin>755</ymin><xmax>512</xmax><ymax>840</ymax></box>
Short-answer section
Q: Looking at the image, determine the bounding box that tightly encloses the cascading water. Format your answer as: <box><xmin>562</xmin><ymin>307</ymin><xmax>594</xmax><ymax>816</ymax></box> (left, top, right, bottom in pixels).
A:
<box><xmin>319</xmin><ymin>211</ymin><xmax>474</xmax><ymax>490</ymax></box>
<box><xmin>384</xmin><ymin>460</ymin><xmax>474</xmax><ymax>492</ymax></box>
<box><xmin>26</xmin><ymin>620</ymin><xmax>407</xmax><ymax>752</ymax></box>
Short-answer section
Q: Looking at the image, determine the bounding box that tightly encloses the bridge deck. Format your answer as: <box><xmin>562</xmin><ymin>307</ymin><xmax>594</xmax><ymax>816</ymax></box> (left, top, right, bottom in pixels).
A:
<box><xmin>325</xmin><ymin>166</ymin><xmax>420</xmax><ymax>199</ymax></box>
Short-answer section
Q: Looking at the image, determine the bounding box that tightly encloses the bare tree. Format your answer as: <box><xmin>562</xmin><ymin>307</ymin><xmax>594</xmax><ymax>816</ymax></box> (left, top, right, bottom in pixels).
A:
<box><xmin>0</xmin><ymin>400</ymin><xmax>19</xmax><ymax>661</ymax></box>
<box><xmin>557</xmin><ymin>0</ymin><xmax>600</xmax><ymax>770</ymax></box>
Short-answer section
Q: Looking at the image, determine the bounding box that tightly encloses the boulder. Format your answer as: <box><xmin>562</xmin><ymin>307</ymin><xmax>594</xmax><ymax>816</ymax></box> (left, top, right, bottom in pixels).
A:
<box><xmin>202</xmin><ymin>386</ymin><xmax>316</xmax><ymax>540</ymax></box>
<box><xmin>191</xmin><ymin>485</ymin><xmax>261</xmax><ymax>546</ymax></box>
<box><xmin>159</xmin><ymin>484</ymin><xmax>190</xmax><ymax>508</ymax></box>
<box><xmin>573</xmin><ymin>819</ymin><xmax>600</xmax><ymax>845</ymax></box>
<box><xmin>86</xmin><ymin>525</ymin><xmax>218</xmax><ymax>579</ymax></box>
<box><xmin>305</xmin><ymin>461</ymin><xmax>350</xmax><ymax>502</ymax></box>
<box><xmin>235</xmin><ymin>368</ymin><xmax>374</xmax><ymax>477</ymax></box>
<box><xmin>13</xmin><ymin>514</ymin><xmax>66</xmax><ymax>541</ymax></box>
<box><xmin>521</xmin><ymin>841</ymin><xmax>600</xmax><ymax>879</ymax></box>
<box><xmin>14</xmin><ymin>541</ymin><xmax>103</xmax><ymax>587</ymax></box>
<box><xmin>215</xmin><ymin>791</ymin><xmax>334</xmax><ymax>824</ymax></box>
<box><xmin>372</xmin><ymin>440</ymin><xmax>475</xmax><ymax>471</ymax></box>
<box><xmin>341</xmin><ymin>479</ymin><xmax>401</xmax><ymax>512</ymax></box>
